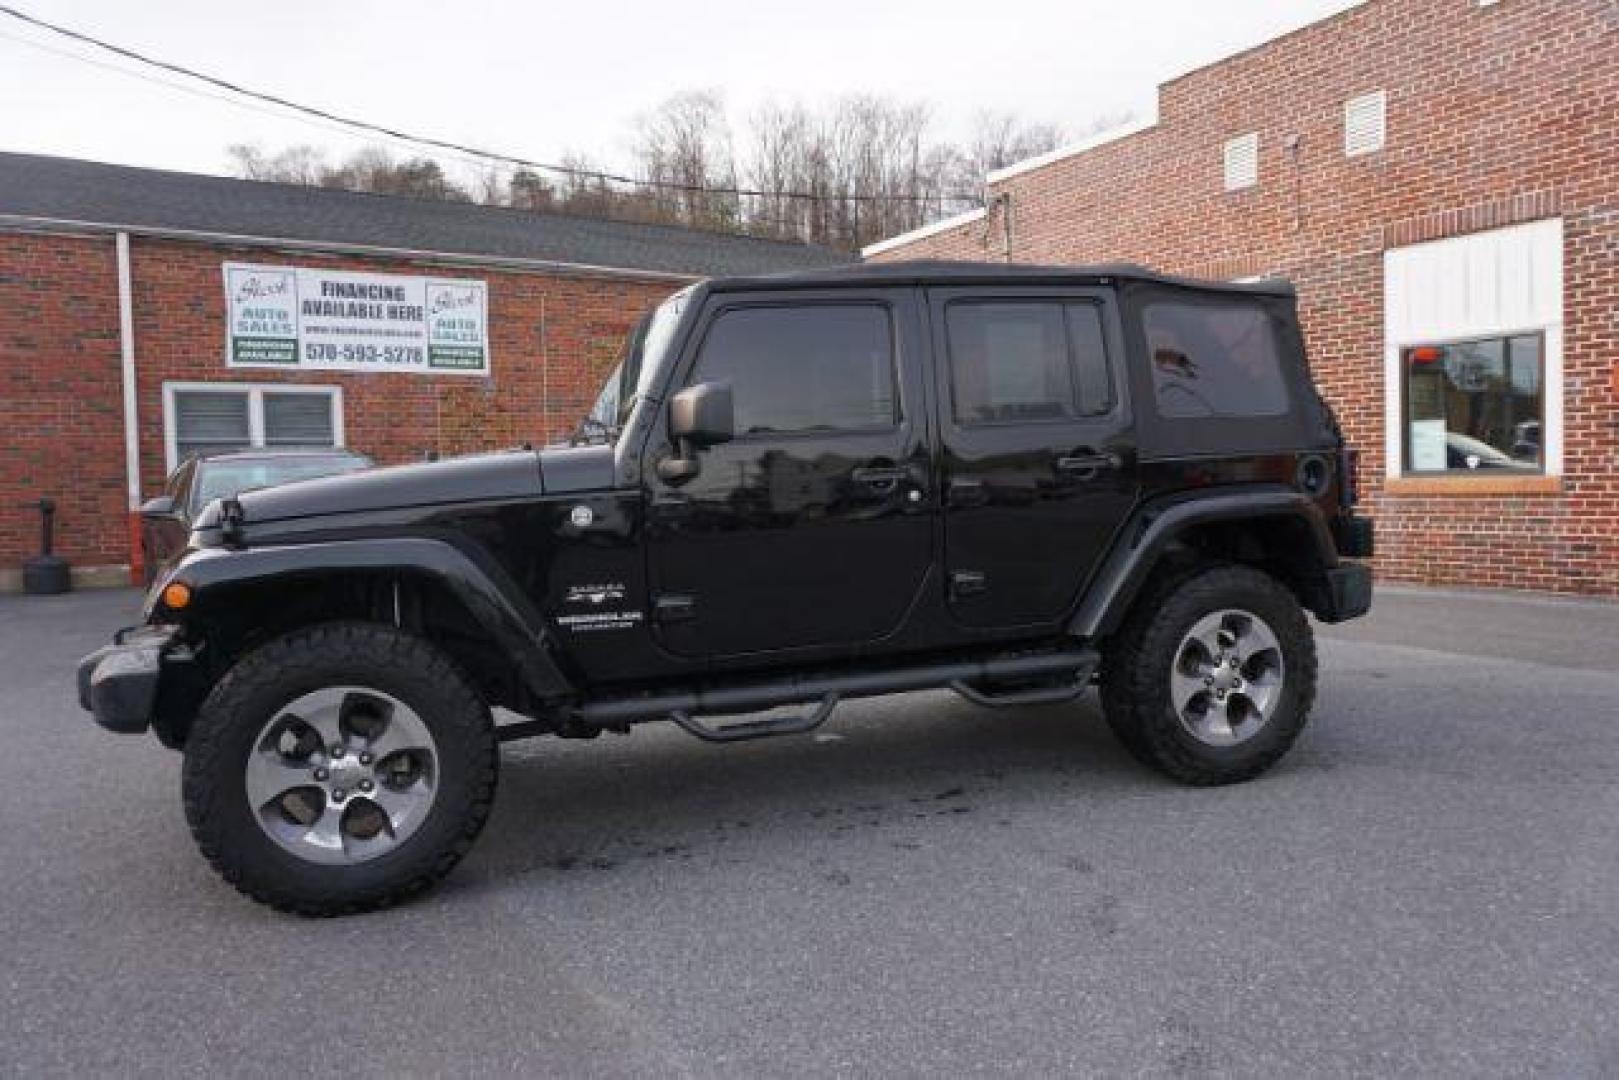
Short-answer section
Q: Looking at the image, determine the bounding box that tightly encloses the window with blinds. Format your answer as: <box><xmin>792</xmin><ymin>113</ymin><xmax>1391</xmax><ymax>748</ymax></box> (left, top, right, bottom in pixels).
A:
<box><xmin>263</xmin><ymin>392</ymin><xmax>336</xmax><ymax>447</ymax></box>
<box><xmin>165</xmin><ymin>384</ymin><xmax>341</xmax><ymax>468</ymax></box>
<box><xmin>172</xmin><ymin>390</ymin><xmax>251</xmax><ymax>461</ymax></box>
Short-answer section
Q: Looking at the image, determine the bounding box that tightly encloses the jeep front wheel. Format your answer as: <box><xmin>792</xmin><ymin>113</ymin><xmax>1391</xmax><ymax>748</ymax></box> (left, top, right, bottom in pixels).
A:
<box><xmin>1100</xmin><ymin>564</ymin><xmax>1317</xmax><ymax>785</ymax></box>
<box><xmin>182</xmin><ymin>622</ymin><xmax>498</xmax><ymax>915</ymax></box>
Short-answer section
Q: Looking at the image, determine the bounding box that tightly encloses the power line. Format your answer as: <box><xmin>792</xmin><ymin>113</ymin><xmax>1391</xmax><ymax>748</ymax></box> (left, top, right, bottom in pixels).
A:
<box><xmin>0</xmin><ymin>26</ymin><xmax>560</xmax><ymax>187</ymax></box>
<box><xmin>0</xmin><ymin>3</ymin><xmax>978</xmax><ymax>206</ymax></box>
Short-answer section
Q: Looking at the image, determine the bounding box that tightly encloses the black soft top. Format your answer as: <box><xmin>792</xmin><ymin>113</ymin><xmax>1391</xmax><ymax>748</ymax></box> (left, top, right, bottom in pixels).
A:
<box><xmin>705</xmin><ymin>259</ymin><xmax>1295</xmax><ymax>298</ymax></box>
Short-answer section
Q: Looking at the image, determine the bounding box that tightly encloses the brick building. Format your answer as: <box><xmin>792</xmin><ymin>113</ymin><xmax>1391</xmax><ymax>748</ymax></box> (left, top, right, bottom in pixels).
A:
<box><xmin>0</xmin><ymin>152</ymin><xmax>846</xmax><ymax>588</ymax></box>
<box><xmin>866</xmin><ymin>0</ymin><xmax>1617</xmax><ymax>596</ymax></box>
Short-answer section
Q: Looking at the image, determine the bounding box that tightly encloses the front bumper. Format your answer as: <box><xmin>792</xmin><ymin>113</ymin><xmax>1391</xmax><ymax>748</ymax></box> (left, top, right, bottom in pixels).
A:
<box><xmin>77</xmin><ymin>625</ymin><xmax>183</xmax><ymax>735</ymax></box>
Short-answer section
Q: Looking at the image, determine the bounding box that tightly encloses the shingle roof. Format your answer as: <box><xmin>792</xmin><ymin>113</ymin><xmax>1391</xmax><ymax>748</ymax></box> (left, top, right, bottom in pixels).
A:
<box><xmin>0</xmin><ymin>152</ymin><xmax>852</xmax><ymax>278</ymax></box>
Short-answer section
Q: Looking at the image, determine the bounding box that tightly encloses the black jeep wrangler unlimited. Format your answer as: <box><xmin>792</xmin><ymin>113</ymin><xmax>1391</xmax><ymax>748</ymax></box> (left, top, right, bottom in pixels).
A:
<box><xmin>79</xmin><ymin>262</ymin><xmax>1372</xmax><ymax>914</ymax></box>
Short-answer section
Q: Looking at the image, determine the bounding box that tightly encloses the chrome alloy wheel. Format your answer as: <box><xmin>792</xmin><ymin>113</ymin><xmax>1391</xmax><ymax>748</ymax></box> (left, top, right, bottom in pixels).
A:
<box><xmin>245</xmin><ymin>687</ymin><xmax>439</xmax><ymax>865</ymax></box>
<box><xmin>1168</xmin><ymin>609</ymin><xmax>1286</xmax><ymax>747</ymax></box>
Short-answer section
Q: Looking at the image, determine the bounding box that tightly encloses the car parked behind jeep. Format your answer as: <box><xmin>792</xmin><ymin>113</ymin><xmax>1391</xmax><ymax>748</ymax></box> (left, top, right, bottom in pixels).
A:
<box><xmin>139</xmin><ymin>449</ymin><xmax>374</xmax><ymax>584</ymax></box>
<box><xmin>79</xmin><ymin>262</ymin><xmax>1373</xmax><ymax>915</ymax></box>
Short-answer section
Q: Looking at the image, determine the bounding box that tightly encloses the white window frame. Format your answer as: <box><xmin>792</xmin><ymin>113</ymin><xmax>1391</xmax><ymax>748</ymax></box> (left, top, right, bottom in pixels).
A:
<box><xmin>162</xmin><ymin>381</ymin><xmax>346</xmax><ymax>472</ymax></box>
<box><xmin>1223</xmin><ymin>133</ymin><xmax>1259</xmax><ymax>192</ymax></box>
<box><xmin>1382</xmin><ymin>218</ymin><xmax>1563</xmax><ymax>480</ymax></box>
<box><xmin>1344</xmin><ymin>90</ymin><xmax>1388</xmax><ymax>157</ymax></box>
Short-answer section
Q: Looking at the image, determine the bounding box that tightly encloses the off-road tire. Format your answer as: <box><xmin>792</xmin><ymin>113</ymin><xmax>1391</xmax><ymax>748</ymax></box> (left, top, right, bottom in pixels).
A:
<box><xmin>182</xmin><ymin>622</ymin><xmax>498</xmax><ymax>915</ymax></box>
<box><xmin>1099</xmin><ymin>564</ymin><xmax>1317</xmax><ymax>785</ymax></box>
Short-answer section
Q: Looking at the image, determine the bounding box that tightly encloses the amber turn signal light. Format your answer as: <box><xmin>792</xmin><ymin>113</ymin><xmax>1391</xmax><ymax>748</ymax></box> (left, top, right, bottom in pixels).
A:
<box><xmin>161</xmin><ymin>582</ymin><xmax>192</xmax><ymax>610</ymax></box>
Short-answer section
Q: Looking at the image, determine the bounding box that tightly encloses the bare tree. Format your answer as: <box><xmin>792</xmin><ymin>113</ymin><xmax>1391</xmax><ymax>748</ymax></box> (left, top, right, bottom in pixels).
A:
<box><xmin>553</xmin><ymin>152</ymin><xmax>617</xmax><ymax>218</ymax></box>
<box><xmin>968</xmin><ymin>111</ymin><xmax>1063</xmax><ymax>173</ymax></box>
<box><xmin>632</xmin><ymin>89</ymin><xmax>741</xmax><ymax>230</ymax></box>
<box><xmin>321</xmin><ymin>149</ymin><xmax>469</xmax><ymax>201</ymax></box>
<box><xmin>224</xmin><ymin>92</ymin><xmax>1074</xmax><ymax>250</ymax></box>
<box><xmin>471</xmin><ymin>163</ymin><xmax>508</xmax><ymax>206</ymax></box>
<box><xmin>227</xmin><ymin>142</ymin><xmax>327</xmax><ymax>185</ymax></box>
<box><xmin>744</xmin><ymin>100</ymin><xmax>816</xmax><ymax>239</ymax></box>
<box><xmin>507</xmin><ymin>167</ymin><xmax>555</xmax><ymax>211</ymax></box>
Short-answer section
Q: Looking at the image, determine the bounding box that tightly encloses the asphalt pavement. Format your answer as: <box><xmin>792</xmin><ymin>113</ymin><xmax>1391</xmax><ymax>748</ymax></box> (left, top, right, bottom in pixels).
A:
<box><xmin>3</xmin><ymin>583</ymin><xmax>1618</xmax><ymax>1077</ymax></box>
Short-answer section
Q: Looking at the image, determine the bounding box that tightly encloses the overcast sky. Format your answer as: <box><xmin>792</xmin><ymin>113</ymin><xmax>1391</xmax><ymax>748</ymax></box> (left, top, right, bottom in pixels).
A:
<box><xmin>1</xmin><ymin>1</ymin><xmax>1363</xmax><ymax>183</ymax></box>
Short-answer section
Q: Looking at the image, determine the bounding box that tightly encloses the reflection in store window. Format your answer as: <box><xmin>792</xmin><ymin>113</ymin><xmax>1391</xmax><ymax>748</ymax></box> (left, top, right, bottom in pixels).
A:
<box><xmin>1402</xmin><ymin>335</ymin><xmax>1542</xmax><ymax>474</ymax></box>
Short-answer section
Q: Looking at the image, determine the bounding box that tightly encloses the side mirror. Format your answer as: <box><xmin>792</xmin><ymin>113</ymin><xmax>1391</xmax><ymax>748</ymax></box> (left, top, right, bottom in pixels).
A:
<box><xmin>669</xmin><ymin>381</ymin><xmax>734</xmax><ymax>447</ymax></box>
<box><xmin>658</xmin><ymin>382</ymin><xmax>734</xmax><ymax>484</ymax></box>
<box><xmin>139</xmin><ymin>495</ymin><xmax>179</xmax><ymax>519</ymax></box>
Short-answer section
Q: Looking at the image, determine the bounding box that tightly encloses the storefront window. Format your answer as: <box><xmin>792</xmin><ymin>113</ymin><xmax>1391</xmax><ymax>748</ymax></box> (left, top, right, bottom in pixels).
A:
<box><xmin>1402</xmin><ymin>335</ymin><xmax>1543</xmax><ymax>474</ymax></box>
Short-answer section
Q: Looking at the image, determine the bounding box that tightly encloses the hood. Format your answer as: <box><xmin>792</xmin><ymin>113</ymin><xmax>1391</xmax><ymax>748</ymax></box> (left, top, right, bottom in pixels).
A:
<box><xmin>233</xmin><ymin>449</ymin><xmax>545</xmax><ymax>524</ymax></box>
<box><xmin>536</xmin><ymin>443</ymin><xmax>616</xmax><ymax>494</ymax></box>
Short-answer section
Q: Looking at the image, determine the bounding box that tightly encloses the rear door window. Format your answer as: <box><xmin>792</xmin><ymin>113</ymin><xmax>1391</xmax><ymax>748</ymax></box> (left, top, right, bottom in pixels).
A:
<box><xmin>946</xmin><ymin>301</ymin><xmax>1113</xmax><ymax>425</ymax></box>
<box><xmin>1143</xmin><ymin>300</ymin><xmax>1288</xmax><ymax>418</ymax></box>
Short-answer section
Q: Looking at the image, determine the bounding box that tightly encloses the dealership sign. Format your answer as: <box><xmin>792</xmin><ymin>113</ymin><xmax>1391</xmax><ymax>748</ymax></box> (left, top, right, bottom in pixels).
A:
<box><xmin>224</xmin><ymin>263</ymin><xmax>489</xmax><ymax>375</ymax></box>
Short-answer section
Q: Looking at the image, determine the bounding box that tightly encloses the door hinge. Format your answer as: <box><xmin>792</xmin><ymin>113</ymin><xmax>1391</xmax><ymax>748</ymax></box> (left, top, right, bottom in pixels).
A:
<box><xmin>950</xmin><ymin>570</ymin><xmax>988</xmax><ymax>598</ymax></box>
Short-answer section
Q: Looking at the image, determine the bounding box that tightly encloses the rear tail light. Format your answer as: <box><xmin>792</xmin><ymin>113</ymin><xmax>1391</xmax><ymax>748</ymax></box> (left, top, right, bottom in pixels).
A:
<box><xmin>1339</xmin><ymin>447</ymin><xmax>1360</xmax><ymax>507</ymax></box>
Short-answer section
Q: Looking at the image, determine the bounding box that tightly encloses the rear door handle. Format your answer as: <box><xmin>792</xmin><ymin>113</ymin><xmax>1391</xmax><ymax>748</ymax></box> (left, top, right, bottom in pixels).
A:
<box><xmin>852</xmin><ymin>466</ymin><xmax>908</xmax><ymax>489</ymax></box>
<box><xmin>948</xmin><ymin>477</ymin><xmax>988</xmax><ymax>507</ymax></box>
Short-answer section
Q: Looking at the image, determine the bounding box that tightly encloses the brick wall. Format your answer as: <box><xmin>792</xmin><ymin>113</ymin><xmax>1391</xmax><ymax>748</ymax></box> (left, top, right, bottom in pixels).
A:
<box><xmin>0</xmin><ymin>229</ymin><xmax>682</xmax><ymax>579</ymax></box>
<box><xmin>0</xmin><ymin>231</ymin><xmax>126</xmax><ymax>573</ymax></box>
<box><xmin>871</xmin><ymin>0</ymin><xmax>1619</xmax><ymax>596</ymax></box>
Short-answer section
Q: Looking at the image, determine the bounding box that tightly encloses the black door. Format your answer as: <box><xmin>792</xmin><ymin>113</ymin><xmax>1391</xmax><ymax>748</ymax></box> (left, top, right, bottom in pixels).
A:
<box><xmin>930</xmin><ymin>287</ymin><xmax>1138</xmax><ymax>631</ymax></box>
<box><xmin>646</xmin><ymin>289</ymin><xmax>933</xmax><ymax>660</ymax></box>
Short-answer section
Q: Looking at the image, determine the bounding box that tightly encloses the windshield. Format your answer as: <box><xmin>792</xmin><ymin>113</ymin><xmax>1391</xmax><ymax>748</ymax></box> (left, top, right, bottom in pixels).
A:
<box><xmin>580</xmin><ymin>288</ymin><xmax>691</xmax><ymax>443</ymax></box>
<box><xmin>192</xmin><ymin>454</ymin><xmax>370</xmax><ymax>515</ymax></box>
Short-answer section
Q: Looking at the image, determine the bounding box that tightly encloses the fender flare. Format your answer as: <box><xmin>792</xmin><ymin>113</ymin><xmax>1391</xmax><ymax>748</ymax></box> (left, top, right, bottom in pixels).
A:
<box><xmin>1069</xmin><ymin>485</ymin><xmax>1341</xmax><ymax>639</ymax></box>
<box><xmin>172</xmin><ymin>537</ymin><xmax>573</xmax><ymax>700</ymax></box>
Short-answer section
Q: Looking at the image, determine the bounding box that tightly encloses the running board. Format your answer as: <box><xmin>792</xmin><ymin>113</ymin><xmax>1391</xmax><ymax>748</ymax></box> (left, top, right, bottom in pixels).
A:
<box><xmin>950</xmin><ymin>676</ymin><xmax>1090</xmax><ymax>708</ymax></box>
<box><xmin>569</xmin><ymin>648</ymin><xmax>1099</xmax><ymax>739</ymax></box>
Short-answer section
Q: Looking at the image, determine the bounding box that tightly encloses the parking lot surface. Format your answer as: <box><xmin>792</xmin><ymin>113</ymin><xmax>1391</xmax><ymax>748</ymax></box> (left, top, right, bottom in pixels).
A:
<box><xmin>3</xmin><ymin>584</ymin><xmax>1618</xmax><ymax>1077</ymax></box>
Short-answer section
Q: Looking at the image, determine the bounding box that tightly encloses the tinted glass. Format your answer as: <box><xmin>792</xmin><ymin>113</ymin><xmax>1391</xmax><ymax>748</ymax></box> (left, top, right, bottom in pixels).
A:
<box><xmin>694</xmin><ymin>305</ymin><xmax>895</xmax><ymax>435</ymax></box>
<box><xmin>946</xmin><ymin>301</ymin><xmax>1112</xmax><ymax>425</ymax></box>
<box><xmin>1403</xmin><ymin>335</ymin><xmax>1542</xmax><ymax>473</ymax></box>
<box><xmin>948</xmin><ymin>302</ymin><xmax>1073</xmax><ymax>424</ymax></box>
<box><xmin>1066</xmin><ymin>304</ymin><xmax>1113</xmax><ymax>415</ymax></box>
<box><xmin>1143</xmin><ymin>301</ymin><xmax>1288</xmax><ymax>418</ymax></box>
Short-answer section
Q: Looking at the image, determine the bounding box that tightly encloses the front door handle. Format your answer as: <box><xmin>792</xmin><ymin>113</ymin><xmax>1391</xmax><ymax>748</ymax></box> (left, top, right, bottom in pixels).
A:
<box><xmin>1056</xmin><ymin>452</ymin><xmax>1121</xmax><ymax>475</ymax></box>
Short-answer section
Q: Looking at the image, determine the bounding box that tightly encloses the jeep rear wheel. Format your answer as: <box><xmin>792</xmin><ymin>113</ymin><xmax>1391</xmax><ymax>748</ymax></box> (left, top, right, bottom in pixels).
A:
<box><xmin>1100</xmin><ymin>565</ymin><xmax>1317</xmax><ymax>785</ymax></box>
<box><xmin>182</xmin><ymin>622</ymin><xmax>497</xmax><ymax>915</ymax></box>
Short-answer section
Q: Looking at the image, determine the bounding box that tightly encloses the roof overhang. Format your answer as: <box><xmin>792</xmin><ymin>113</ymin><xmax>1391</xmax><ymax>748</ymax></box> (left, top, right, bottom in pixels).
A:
<box><xmin>860</xmin><ymin>205</ymin><xmax>988</xmax><ymax>260</ymax></box>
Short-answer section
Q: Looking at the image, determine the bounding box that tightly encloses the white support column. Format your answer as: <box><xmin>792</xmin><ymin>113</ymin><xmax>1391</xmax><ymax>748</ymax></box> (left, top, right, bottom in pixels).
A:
<box><xmin>116</xmin><ymin>232</ymin><xmax>140</xmax><ymax>510</ymax></box>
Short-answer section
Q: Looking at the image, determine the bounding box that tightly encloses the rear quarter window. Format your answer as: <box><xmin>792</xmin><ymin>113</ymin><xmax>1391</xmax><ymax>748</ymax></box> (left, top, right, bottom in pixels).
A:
<box><xmin>1143</xmin><ymin>300</ymin><xmax>1289</xmax><ymax>418</ymax></box>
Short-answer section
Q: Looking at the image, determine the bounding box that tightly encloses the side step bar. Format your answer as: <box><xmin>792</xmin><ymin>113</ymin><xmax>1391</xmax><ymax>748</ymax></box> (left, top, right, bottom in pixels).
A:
<box><xmin>670</xmin><ymin>693</ymin><xmax>842</xmax><ymax>743</ymax></box>
<box><xmin>535</xmin><ymin>648</ymin><xmax>1099</xmax><ymax>743</ymax></box>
